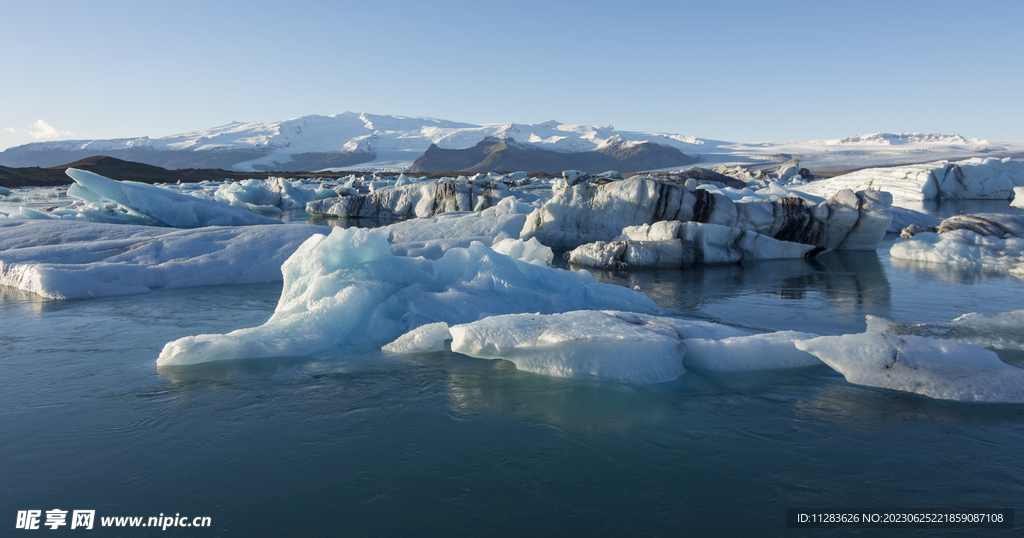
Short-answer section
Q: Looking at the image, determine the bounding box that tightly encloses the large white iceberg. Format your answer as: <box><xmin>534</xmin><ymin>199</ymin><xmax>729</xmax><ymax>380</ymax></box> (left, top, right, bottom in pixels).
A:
<box><xmin>66</xmin><ymin>168</ymin><xmax>281</xmax><ymax>227</ymax></box>
<box><xmin>213</xmin><ymin>178</ymin><xmax>318</xmax><ymax>213</ymax></box>
<box><xmin>306</xmin><ymin>179</ymin><xmax>518</xmax><ymax>218</ymax></box>
<box><xmin>796</xmin><ymin>319</ymin><xmax>1024</xmax><ymax>403</ymax></box>
<box><xmin>0</xmin><ymin>220</ymin><xmax>328</xmax><ymax>299</ymax></box>
<box><xmin>157</xmin><ymin>227</ymin><xmax>660</xmax><ymax>366</ymax></box>
<box><xmin>796</xmin><ymin>158</ymin><xmax>1024</xmax><ymax>202</ymax></box>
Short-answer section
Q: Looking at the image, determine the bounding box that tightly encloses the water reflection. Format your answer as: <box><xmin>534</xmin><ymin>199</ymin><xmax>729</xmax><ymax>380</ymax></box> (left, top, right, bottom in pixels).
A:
<box><xmin>889</xmin><ymin>257</ymin><xmax>1022</xmax><ymax>285</ymax></box>
<box><xmin>442</xmin><ymin>354</ymin><xmax>674</xmax><ymax>434</ymax></box>
<box><xmin>575</xmin><ymin>250</ymin><xmax>891</xmax><ymax>333</ymax></box>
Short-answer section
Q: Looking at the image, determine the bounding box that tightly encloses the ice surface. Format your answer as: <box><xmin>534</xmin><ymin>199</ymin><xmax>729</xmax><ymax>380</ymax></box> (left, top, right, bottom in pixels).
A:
<box><xmin>890</xmin><ymin>230</ymin><xmax>1024</xmax><ymax>278</ymax></box>
<box><xmin>682</xmin><ymin>331</ymin><xmax>822</xmax><ymax>371</ymax></box>
<box><xmin>382</xmin><ymin>322</ymin><xmax>452</xmax><ymax>353</ymax></box>
<box><xmin>0</xmin><ymin>220</ymin><xmax>328</xmax><ymax>299</ymax></box>
<box><xmin>448</xmin><ymin>310</ymin><xmax>748</xmax><ymax>384</ymax></box>
<box><xmin>66</xmin><ymin>169</ymin><xmax>281</xmax><ymax>227</ymax></box>
<box><xmin>567</xmin><ymin>221</ymin><xmax>815</xmax><ymax>268</ymax></box>
<box><xmin>866</xmin><ymin>311</ymin><xmax>1024</xmax><ymax>351</ymax></box>
<box><xmin>385</xmin><ymin>197</ymin><xmax>532</xmax><ymax>259</ymax></box>
<box><xmin>796</xmin><ymin>158</ymin><xmax>1024</xmax><ymax>202</ymax></box>
<box><xmin>935</xmin><ymin>214</ymin><xmax>1024</xmax><ymax>238</ymax></box>
<box><xmin>157</xmin><ymin>228</ymin><xmax>660</xmax><ymax>365</ymax></box>
<box><xmin>491</xmin><ymin>237</ymin><xmax>554</xmax><ymax>266</ymax></box>
<box><xmin>795</xmin><ymin>322</ymin><xmax>1024</xmax><ymax>403</ymax></box>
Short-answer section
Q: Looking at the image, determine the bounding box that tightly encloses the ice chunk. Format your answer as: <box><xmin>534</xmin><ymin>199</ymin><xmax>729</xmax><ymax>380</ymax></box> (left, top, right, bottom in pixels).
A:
<box><xmin>1012</xmin><ymin>187</ymin><xmax>1024</xmax><ymax>209</ymax></box>
<box><xmin>567</xmin><ymin>221</ymin><xmax>815</xmax><ymax>268</ymax></box>
<box><xmin>521</xmin><ymin>177</ymin><xmax>890</xmax><ymax>251</ymax></box>
<box><xmin>0</xmin><ymin>220</ymin><xmax>328</xmax><ymax>299</ymax></box>
<box><xmin>890</xmin><ymin>230</ymin><xmax>1024</xmax><ymax>278</ymax></box>
<box><xmin>450</xmin><ymin>311</ymin><xmax>677</xmax><ymax>384</ymax></box>
<box><xmin>795</xmin><ymin>324</ymin><xmax>1024</xmax><ymax>403</ymax></box>
<box><xmin>866</xmin><ymin>311</ymin><xmax>1024</xmax><ymax>351</ymax></box>
<box><xmin>306</xmin><ymin>178</ymin><xmax>518</xmax><ymax>218</ymax></box>
<box><xmin>448</xmin><ymin>310</ymin><xmax>752</xmax><ymax>383</ymax></box>
<box><xmin>214</xmin><ymin>178</ymin><xmax>313</xmax><ymax>211</ymax></box>
<box><xmin>66</xmin><ymin>169</ymin><xmax>281</xmax><ymax>228</ymax></box>
<box><xmin>157</xmin><ymin>228</ymin><xmax>660</xmax><ymax>366</ymax></box>
<box><xmin>797</xmin><ymin>158</ymin><xmax>1024</xmax><ymax>202</ymax></box>
<box><xmin>0</xmin><ymin>186</ymin><xmax>12</xmax><ymax>196</ymax></box>
<box><xmin>491</xmin><ymin>237</ymin><xmax>554</xmax><ymax>266</ymax></box>
<box><xmin>382</xmin><ymin>322</ymin><xmax>452</xmax><ymax>353</ymax></box>
<box><xmin>682</xmin><ymin>331</ymin><xmax>821</xmax><ymax>371</ymax></box>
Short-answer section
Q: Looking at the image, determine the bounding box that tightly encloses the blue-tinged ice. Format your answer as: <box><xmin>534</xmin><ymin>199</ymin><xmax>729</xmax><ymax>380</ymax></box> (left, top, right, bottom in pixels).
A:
<box><xmin>795</xmin><ymin>317</ymin><xmax>1024</xmax><ymax>403</ymax></box>
<box><xmin>0</xmin><ymin>220</ymin><xmax>328</xmax><ymax>299</ymax></box>
<box><xmin>66</xmin><ymin>169</ymin><xmax>281</xmax><ymax>227</ymax></box>
<box><xmin>157</xmin><ymin>227</ymin><xmax>660</xmax><ymax>366</ymax></box>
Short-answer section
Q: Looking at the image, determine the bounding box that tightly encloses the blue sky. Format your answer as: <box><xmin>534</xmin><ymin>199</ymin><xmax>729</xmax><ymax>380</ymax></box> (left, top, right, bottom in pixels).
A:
<box><xmin>2</xmin><ymin>0</ymin><xmax>1022</xmax><ymax>150</ymax></box>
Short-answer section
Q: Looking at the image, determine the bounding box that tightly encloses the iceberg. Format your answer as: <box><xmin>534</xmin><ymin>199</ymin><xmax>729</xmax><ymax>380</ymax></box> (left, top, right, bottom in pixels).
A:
<box><xmin>448</xmin><ymin>310</ymin><xmax>748</xmax><ymax>384</ymax></box>
<box><xmin>795</xmin><ymin>320</ymin><xmax>1024</xmax><ymax>403</ymax></box>
<box><xmin>520</xmin><ymin>177</ymin><xmax>891</xmax><ymax>251</ymax></box>
<box><xmin>306</xmin><ymin>179</ymin><xmax>517</xmax><ymax>219</ymax></box>
<box><xmin>1013</xmin><ymin>186</ymin><xmax>1024</xmax><ymax>209</ymax></box>
<box><xmin>157</xmin><ymin>227</ymin><xmax>660</xmax><ymax>366</ymax></box>
<box><xmin>213</xmin><ymin>178</ymin><xmax>316</xmax><ymax>212</ymax></box>
<box><xmin>567</xmin><ymin>221</ymin><xmax>815</xmax><ymax>269</ymax></box>
<box><xmin>0</xmin><ymin>220</ymin><xmax>329</xmax><ymax>299</ymax></box>
<box><xmin>796</xmin><ymin>158</ymin><xmax>1024</xmax><ymax>202</ymax></box>
<box><xmin>66</xmin><ymin>168</ymin><xmax>281</xmax><ymax>227</ymax></box>
<box><xmin>890</xmin><ymin>230</ymin><xmax>1024</xmax><ymax>278</ymax></box>
<box><xmin>385</xmin><ymin>197</ymin><xmax>531</xmax><ymax>259</ymax></box>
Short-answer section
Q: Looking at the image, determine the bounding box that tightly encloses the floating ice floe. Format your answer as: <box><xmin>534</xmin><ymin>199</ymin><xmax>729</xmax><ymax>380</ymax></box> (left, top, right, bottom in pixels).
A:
<box><xmin>306</xmin><ymin>178</ymin><xmax>533</xmax><ymax>219</ymax></box>
<box><xmin>890</xmin><ymin>229</ymin><xmax>1024</xmax><ymax>278</ymax></box>
<box><xmin>864</xmin><ymin>310</ymin><xmax>1024</xmax><ymax>351</ymax></box>
<box><xmin>66</xmin><ymin>169</ymin><xmax>281</xmax><ymax>227</ymax></box>
<box><xmin>567</xmin><ymin>221</ymin><xmax>816</xmax><ymax>269</ymax></box>
<box><xmin>432</xmin><ymin>310</ymin><xmax>819</xmax><ymax>382</ymax></box>
<box><xmin>448</xmin><ymin>310</ymin><xmax>753</xmax><ymax>384</ymax></box>
<box><xmin>934</xmin><ymin>214</ymin><xmax>1024</xmax><ymax>238</ymax></box>
<box><xmin>157</xmin><ymin>227</ymin><xmax>659</xmax><ymax>366</ymax></box>
<box><xmin>795</xmin><ymin>158</ymin><xmax>1024</xmax><ymax>202</ymax></box>
<box><xmin>796</xmin><ymin>317</ymin><xmax>1024</xmax><ymax>403</ymax></box>
<box><xmin>381</xmin><ymin>322</ymin><xmax>452</xmax><ymax>353</ymax></box>
<box><xmin>521</xmin><ymin>176</ymin><xmax>892</xmax><ymax>251</ymax></box>
<box><xmin>0</xmin><ymin>220</ymin><xmax>329</xmax><ymax>299</ymax></box>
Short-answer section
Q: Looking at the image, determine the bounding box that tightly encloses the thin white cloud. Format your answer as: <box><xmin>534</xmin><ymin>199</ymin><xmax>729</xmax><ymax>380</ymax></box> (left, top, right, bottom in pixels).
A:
<box><xmin>26</xmin><ymin>119</ymin><xmax>74</xmax><ymax>139</ymax></box>
<box><xmin>3</xmin><ymin>127</ymin><xmax>15</xmax><ymax>134</ymax></box>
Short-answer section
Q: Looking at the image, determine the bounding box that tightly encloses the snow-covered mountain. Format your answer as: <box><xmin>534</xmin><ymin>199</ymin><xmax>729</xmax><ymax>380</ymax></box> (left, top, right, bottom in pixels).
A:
<box><xmin>0</xmin><ymin>112</ymin><xmax>1016</xmax><ymax>174</ymax></box>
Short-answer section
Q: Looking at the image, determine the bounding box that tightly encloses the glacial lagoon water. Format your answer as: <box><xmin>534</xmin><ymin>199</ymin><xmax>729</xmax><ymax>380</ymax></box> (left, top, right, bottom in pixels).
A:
<box><xmin>3</xmin><ymin>200</ymin><xmax>1024</xmax><ymax>536</ymax></box>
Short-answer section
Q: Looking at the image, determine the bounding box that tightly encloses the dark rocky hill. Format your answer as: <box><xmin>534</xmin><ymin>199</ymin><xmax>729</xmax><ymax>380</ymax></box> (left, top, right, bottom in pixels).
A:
<box><xmin>0</xmin><ymin>156</ymin><xmax>368</xmax><ymax>188</ymax></box>
<box><xmin>410</xmin><ymin>137</ymin><xmax>696</xmax><ymax>174</ymax></box>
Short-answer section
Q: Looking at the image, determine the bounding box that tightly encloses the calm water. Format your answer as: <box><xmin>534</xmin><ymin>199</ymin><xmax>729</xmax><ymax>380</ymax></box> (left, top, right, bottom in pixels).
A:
<box><xmin>3</xmin><ymin>200</ymin><xmax>1024</xmax><ymax>536</ymax></box>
